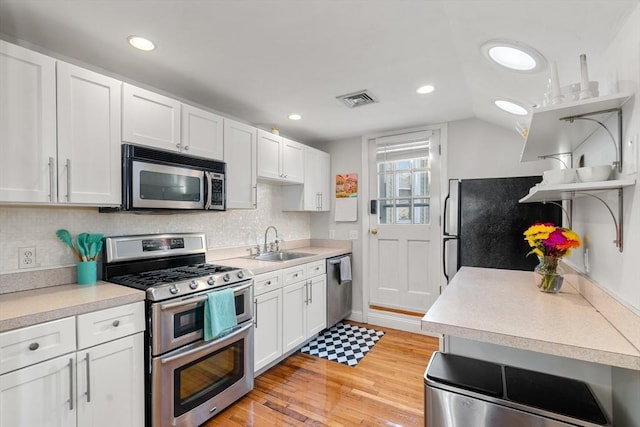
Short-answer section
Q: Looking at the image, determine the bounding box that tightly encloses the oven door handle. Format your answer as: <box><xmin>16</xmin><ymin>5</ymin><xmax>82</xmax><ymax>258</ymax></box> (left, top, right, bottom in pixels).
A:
<box><xmin>159</xmin><ymin>281</ymin><xmax>254</xmax><ymax>311</ymax></box>
<box><xmin>159</xmin><ymin>321</ymin><xmax>253</xmax><ymax>365</ymax></box>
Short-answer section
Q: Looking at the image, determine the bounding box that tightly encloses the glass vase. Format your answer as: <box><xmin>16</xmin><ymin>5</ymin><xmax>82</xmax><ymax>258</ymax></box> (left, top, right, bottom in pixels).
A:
<box><xmin>534</xmin><ymin>256</ymin><xmax>563</xmax><ymax>293</ymax></box>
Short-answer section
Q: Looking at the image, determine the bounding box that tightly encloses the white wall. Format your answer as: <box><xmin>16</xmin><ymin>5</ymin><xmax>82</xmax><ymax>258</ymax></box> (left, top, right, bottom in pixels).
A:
<box><xmin>447</xmin><ymin>117</ymin><xmax>555</xmax><ymax>179</ymax></box>
<box><xmin>311</xmin><ymin>136</ymin><xmax>363</xmax><ymax>316</ymax></box>
<box><xmin>0</xmin><ymin>183</ymin><xmax>311</xmax><ymax>275</ymax></box>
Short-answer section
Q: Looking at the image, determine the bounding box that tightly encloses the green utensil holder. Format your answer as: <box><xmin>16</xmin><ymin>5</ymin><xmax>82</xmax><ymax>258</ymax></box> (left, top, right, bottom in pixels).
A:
<box><xmin>77</xmin><ymin>261</ymin><xmax>97</xmax><ymax>285</ymax></box>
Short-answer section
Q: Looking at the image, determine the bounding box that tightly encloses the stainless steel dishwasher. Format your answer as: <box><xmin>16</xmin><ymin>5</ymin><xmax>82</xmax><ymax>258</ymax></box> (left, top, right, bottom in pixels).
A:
<box><xmin>326</xmin><ymin>254</ymin><xmax>353</xmax><ymax>327</ymax></box>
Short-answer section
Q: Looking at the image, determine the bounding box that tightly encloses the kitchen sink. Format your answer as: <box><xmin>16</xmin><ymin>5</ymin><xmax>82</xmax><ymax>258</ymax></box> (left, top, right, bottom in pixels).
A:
<box><xmin>247</xmin><ymin>251</ymin><xmax>314</xmax><ymax>262</ymax></box>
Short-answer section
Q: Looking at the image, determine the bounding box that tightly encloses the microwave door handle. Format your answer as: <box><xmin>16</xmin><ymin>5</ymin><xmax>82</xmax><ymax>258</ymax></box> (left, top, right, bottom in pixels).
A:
<box><xmin>204</xmin><ymin>171</ymin><xmax>212</xmax><ymax>210</ymax></box>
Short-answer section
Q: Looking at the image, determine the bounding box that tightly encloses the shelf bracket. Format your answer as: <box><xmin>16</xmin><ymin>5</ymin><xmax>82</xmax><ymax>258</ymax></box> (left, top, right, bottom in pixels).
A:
<box><xmin>559</xmin><ymin>107</ymin><xmax>622</xmax><ymax>173</ymax></box>
<box><xmin>568</xmin><ymin>189</ymin><xmax>624</xmax><ymax>252</ymax></box>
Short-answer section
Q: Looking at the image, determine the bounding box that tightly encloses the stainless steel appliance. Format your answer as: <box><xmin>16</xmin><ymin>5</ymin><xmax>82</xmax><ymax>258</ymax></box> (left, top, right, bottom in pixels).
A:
<box><xmin>103</xmin><ymin>233</ymin><xmax>253</xmax><ymax>427</ymax></box>
<box><xmin>112</xmin><ymin>144</ymin><xmax>225</xmax><ymax>212</ymax></box>
<box><xmin>326</xmin><ymin>254</ymin><xmax>352</xmax><ymax>328</ymax></box>
<box><xmin>442</xmin><ymin>176</ymin><xmax>562</xmax><ymax>282</ymax></box>
<box><xmin>425</xmin><ymin>352</ymin><xmax>609</xmax><ymax>427</ymax></box>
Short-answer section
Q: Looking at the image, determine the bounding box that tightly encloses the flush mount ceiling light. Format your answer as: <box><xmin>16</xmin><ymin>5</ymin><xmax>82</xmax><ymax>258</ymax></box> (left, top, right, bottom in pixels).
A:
<box><xmin>416</xmin><ymin>85</ymin><xmax>435</xmax><ymax>94</ymax></box>
<box><xmin>127</xmin><ymin>35</ymin><xmax>156</xmax><ymax>51</ymax></box>
<box><xmin>288</xmin><ymin>113</ymin><xmax>302</xmax><ymax>121</ymax></box>
<box><xmin>481</xmin><ymin>39</ymin><xmax>546</xmax><ymax>72</ymax></box>
<box><xmin>494</xmin><ymin>99</ymin><xmax>529</xmax><ymax>116</ymax></box>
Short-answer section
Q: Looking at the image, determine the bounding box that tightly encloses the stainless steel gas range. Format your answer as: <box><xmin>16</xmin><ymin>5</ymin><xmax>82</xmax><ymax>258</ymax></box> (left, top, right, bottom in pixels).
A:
<box><xmin>102</xmin><ymin>233</ymin><xmax>254</xmax><ymax>427</ymax></box>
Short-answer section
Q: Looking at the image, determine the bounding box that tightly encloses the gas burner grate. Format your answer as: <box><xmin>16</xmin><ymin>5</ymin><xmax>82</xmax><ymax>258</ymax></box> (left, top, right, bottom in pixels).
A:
<box><xmin>110</xmin><ymin>264</ymin><xmax>236</xmax><ymax>287</ymax></box>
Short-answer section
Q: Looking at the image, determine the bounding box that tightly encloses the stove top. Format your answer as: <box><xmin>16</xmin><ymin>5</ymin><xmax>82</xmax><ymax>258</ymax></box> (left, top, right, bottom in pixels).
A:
<box><xmin>110</xmin><ymin>264</ymin><xmax>237</xmax><ymax>288</ymax></box>
<box><xmin>102</xmin><ymin>233</ymin><xmax>253</xmax><ymax>301</ymax></box>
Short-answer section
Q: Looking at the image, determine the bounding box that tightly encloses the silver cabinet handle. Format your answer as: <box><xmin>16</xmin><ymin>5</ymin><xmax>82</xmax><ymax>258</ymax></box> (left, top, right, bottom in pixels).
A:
<box><xmin>66</xmin><ymin>158</ymin><xmax>71</xmax><ymax>201</ymax></box>
<box><xmin>253</xmin><ymin>299</ymin><xmax>258</xmax><ymax>328</ymax></box>
<box><xmin>28</xmin><ymin>342</ymin><xmax>39</xmax><ymax>351</ymax></box>
<box><xmin>184</xmin><ymin>145</ymin><xmax>189</xmax><ymax>151</ymax></box>
<box><xmin>304</xmin><ymin>281</ymin><xmax>309</xmax><ymax>304</ymax></box>
<box><xmin>252</xmin><ymin>185</ymin><xmax>257</xmax><ymax>207</ymax></box>
<box><xmin>48</xmin><ymin>157</ymin><xmax>55</xmax><ymax>202</ymax></box>
<box><xmin>85</xmin><ymin>353</ymin><xmax>91</xmax><ymax>402</ymax></box>
<box><xmin>112</xmin><ymin>320</ymin><xmax>120</xmax><ymax>327</ymax></box>
<box><xmin>68</xmin><ymin>358</ymin><xmax>74</xmax><ymax>410</ymax></box>
<box><xmin>309</xmin><ymin>280</ymin><xmax>313</xmax><ymax>304</ymax></box>
<box><xmin>176</xmin><ymin>143</ymin><xmax>182</xmax><ymax>149</ymax></box>
<box><xmin>265</xmin><ymin>280</ymin><xmax>271</xmax><ymax>286</ymax></box>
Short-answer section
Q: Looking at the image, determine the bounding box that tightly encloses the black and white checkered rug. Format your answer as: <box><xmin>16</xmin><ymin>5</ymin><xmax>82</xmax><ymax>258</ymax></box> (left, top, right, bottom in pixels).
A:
<box><xmin>299</xmin><ymin>322</ymin><xmax>385</xmax><ymax>367</ymax></box>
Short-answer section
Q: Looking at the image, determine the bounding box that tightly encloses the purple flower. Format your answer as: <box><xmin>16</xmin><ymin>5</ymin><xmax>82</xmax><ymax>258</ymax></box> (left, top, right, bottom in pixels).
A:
<box><xmin>543</xmin><ymin>229</ymin><xmax>568</xmax><ymax>250</ymax></box>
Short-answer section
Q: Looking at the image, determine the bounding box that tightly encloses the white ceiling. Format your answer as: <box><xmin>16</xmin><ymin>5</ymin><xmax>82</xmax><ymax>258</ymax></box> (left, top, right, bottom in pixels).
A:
<box><xmin>0</xmin><ymin>0</ymin><xmax>638</xmax><ymax>143</ymax></box>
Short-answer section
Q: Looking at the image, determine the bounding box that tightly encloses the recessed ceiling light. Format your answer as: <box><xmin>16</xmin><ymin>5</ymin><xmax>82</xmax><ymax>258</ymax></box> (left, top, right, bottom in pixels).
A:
<box><xmin>494</xmin><ymin>99</ymin><xmax>529</xmax><ymax>116</ymax></box>
<box><xmin>127</xmin><ymin>35</ymin><xmax>156</xmax><ymax>51</ymax></box>
<box><xmin>416</xmin><ymin>85</ymin><xmax>435</xmax><ymax>94</ymax></box>
<box><xmin>288</xmin><ymin>113</ymin><xmax>302</xmax><ymax>121</ymax></box>
<box><xmin>481</xmin><ymin>39</ymin><xmax>546</xmax><ymax>73</ymax></box>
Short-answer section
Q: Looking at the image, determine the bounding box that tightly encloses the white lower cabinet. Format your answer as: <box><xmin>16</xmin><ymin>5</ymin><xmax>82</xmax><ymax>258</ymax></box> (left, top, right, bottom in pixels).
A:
<box><xmin>282</xmin><ymin>261</ymin><xmax>327</xmax><ymax>354</ymax></box>
<box><xmin>0</xmin><ymin>302</ymin><xmax>145</xmax><ymax>427</ymax></box>
<box><xmin>253</xmin><ymin>270</ymin><xmax>283</xmax><ymax>374</ymax></box>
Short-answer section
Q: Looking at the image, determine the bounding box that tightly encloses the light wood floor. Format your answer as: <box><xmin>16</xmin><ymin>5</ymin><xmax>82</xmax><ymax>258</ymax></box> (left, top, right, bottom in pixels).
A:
<box><xmin>204</xmin><ymin>323</ymin><xmax>439</xmax><ymax>427</ymax></box>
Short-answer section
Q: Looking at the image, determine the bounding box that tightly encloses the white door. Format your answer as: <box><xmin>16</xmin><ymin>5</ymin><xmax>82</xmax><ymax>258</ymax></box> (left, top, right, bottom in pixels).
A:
<box><xmin>306</xmin><ymin>275</ymin><xmax>327</xmax><ymax>336</ymax></box>
<box><xmin>282</xmin><ymin>281</ymin><xmax>307</xmax><ymax>353</ymax></box>
<box><xmin>56</xmin><ymin>62</ymin><xmax>121</xmax><ymax>205</ymax></box>
<box><xmin>0</xmin><ymin>354</ymin><xmax>76</xmax><ymax>427</ymax></box>
<box><xmin>256</xmin><ymin>129</ymin><xmax>282</xmax><ymax>180</ymax></box>
<box><xmin>76</xmin><ymin>334</ymin><xmax>144</xmax><ymax>427</ymax></box>
<box><xmin>224</xmin><ymin>119</ymin><xmax>257</xmax><ymax>209</ymax></box>
<box><xmin>182</xmin><ymin>104</ymin><xmax>224</xmax><ymax>160</ymax></box>
<box><xmin>281</xmin><ymin>138</ymin><xmax>304</xmax><ymax>183</ymax></box>
<box><xmin>367</xmin><ymin>129</ymin><xmax>442</xmax><ymax>314</ymax></box>
<box><xmin>0</xmin><ymin>40</ymin><xmax>57</xmax><ymax>203</ymax></box>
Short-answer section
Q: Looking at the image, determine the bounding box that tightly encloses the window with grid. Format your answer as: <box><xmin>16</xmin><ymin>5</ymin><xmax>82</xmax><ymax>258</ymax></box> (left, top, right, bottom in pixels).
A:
<box><xmin>376</xmin><ymin>134</ymin><xmax>431</xmax><ymax>225</ymax></box>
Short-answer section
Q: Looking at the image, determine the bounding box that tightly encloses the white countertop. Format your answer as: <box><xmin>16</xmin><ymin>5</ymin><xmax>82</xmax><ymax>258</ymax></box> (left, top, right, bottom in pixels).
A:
<box><xmin>0</xmin><ymin>282</ymin><xmax>145</xmax><ymax>333</ymax></box>
<box><xmin>421</xmin><ymin>267</ymin><xmax>640</xmax><ymax>370</ymax></box>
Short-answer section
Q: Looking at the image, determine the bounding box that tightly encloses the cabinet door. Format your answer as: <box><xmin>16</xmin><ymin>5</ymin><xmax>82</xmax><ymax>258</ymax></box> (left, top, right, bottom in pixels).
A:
<box><xmin>256</xmin><ymin>129</ymin><xmax>282</xmax><ymax>180</ymax></box>
<box><xmin>56</xmin><ymin>62</ymin><xmax>121</xmax><ymax>205</ymax></box>
<box><xmin>76</xmin><ymin>333</ymin><xmax>144</xmax><ymax>427</ymax></box>
<box><xmin>306</xmin><ymin>275</ymin><xmax>327</xmax><ymax>337</ymax></box>
<box><xmin>182</xmin><ymin>104</ymin><xmax>224</xmax><ymax>160</ymax></box>
<box><xmin>282</xmin><ymin>281</ymin><xmax>307</xmax><ymax>353</ymax></box>
<box><xmin>254</xmin><ymin>289</ymin><xmax>282</xmax><ymax>373</ymax></box>
<box><xmin>304</xmin><ymin>148</ymin><xmax>330</xmax><ymax>211</ymax></box>
<box><xmin>122</xmin><ymin>83</ymin><xmax>181</xmax><ymax>150</ymax></box>
<box><xmin>0</xmin><ymin>354</ymin><xmax>76</xmax><ymax>427</ymax></box>
<box><xmin>281</xmin><ymin>138</ymin><xmax>304</xmax><ymax>183</ymax></box>
<box><xmin>0</xmin><ymin>40</ymin><xmax>57</xmax><ymax>203</ymax></box>
<box><xmin>224</xmin><ymin>119</ymin><xmax>257</xmax><ymax>209</ymax></box>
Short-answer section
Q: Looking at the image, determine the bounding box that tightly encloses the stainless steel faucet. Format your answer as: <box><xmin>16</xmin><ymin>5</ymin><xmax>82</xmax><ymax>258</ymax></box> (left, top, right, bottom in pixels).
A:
<box><xmin>264</xmin><ymin>225</ymin><xmax>279</xmax><ymax>253</ymax></box>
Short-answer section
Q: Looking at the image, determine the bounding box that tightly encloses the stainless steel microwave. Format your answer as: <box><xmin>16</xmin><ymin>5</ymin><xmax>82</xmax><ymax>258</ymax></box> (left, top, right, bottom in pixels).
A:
<box><xmin>117</xmin><ymin>144</ymin><xmax>225</xmax><ymax>212</ymax></box>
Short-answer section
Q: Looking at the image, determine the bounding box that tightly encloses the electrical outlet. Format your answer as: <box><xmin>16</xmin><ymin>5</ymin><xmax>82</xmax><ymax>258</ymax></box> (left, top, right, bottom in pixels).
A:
<box><xmin>19</xmin><ymin>247</ymin><xmax>36</xmax><ymax>269</ymax></box>
<box><xmin>349</xmin><ymin>230</ymin><xmax>358</xmax><ymax>240</ymax></box>
<box><xmin>329</xmin><ymin>229</ymin><xmax>335</xmax><ymax>239</ymax></box>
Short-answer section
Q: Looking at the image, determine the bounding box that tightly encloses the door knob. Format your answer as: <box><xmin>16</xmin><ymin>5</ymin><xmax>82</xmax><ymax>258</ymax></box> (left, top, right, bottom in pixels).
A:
<box><xmin>370</xmin><ymin>228</ymin><xmax>378</xmax><ymax>235</ymax></box>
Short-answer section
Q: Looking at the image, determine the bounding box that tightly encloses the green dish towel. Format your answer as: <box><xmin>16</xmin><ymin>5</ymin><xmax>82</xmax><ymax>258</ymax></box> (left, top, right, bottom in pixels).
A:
<box><xmin>204</xmin><ymin>288</ymin><xmax>237</xmax><ymax>341</ymax></box>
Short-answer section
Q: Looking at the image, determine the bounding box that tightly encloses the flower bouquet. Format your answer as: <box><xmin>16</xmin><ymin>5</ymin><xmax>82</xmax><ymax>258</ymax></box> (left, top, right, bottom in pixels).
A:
<box><xmin>523</xmin><ymin>223</ymin><xmax>581</xmax><ymax>293</ymax></box>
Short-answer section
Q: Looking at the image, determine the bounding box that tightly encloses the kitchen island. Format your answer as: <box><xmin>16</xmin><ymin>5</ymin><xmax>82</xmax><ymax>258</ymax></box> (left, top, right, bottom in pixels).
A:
<box><xmin>421</xmin><ymin>267</ymin><xmax>640</xmax><ymax>370</ymax></box>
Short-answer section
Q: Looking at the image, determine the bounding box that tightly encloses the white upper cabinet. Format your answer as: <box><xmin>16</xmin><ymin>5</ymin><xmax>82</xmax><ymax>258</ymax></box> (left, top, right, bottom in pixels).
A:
<box><xmin>224</xmin><ymin>119</ymin><xmax>257</xmax><ymax>209</ymax></box>
<box><xmin>257</xmin><ymin>129</ymin><xmax>282</xmax><ymax>180</ymax></box>
<box><xmin>282</xmin><ymin>146</ymin><xmax>330</xmax><ymax>211</ymax></box>
<box><xmin>122</xmin><ymin>83</ymin><xmax>181</xmax><ymax>150</ymax></box>
<box><xmin>57</xmin><ymin>62</ymin><xmax>122</xmax><ymax>205</ymax></box>
<box><xmin>256</xmin><ymin>130</ymin><xmax>304</xmax><ymax>183</ymax></box>
<box><xmin>181</xmin><ymin>104</ymin><xmax>224</xmax><ymax>160</ymax></box>
<box><xmin>0</xmin><ymin>40</ymin><xmax>57</xmax><ymax>203</ymax></box>
<box><xmin>122</xmin><ymin>83</ymin><xmax>224</xmax><ymax>160</ymax></box>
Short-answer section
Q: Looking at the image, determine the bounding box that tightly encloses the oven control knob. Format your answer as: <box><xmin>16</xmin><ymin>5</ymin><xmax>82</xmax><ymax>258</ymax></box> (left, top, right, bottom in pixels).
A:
<box><xmin>207</xmin><ymin>276</ymin><xmax>216</xmax><ymax>286</ymax></box>
<box><xmin>237</xmin><ymin>271</ymin><xmax>245</xmax><ymax>279</ymax></box>
<box><xmin>169</xmin><ymin>284</ymin><xmax>179</xmax><ymax>295</ymax></box>
<box><xmin>189</xmin><ymin>280</ymin><xmax>198</xmax><ymax>289</ymax></box>
<box><xmin>223</xmin><ymin>273</ymin><xmax>231</xmax><ymax>282</ymax></box>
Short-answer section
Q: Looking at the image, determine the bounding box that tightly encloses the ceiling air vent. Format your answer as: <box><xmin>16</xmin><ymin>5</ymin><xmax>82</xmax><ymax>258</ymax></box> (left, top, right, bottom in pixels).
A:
<box><xmin>336</xmin><ymin>90</ymin><xmax>378</xmax><ymax>108</ymax></box>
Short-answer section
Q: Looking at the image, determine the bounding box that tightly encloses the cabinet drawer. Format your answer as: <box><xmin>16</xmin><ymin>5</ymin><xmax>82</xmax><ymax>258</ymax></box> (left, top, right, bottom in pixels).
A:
<box><xmin>0</xmin><ymin>317</ymin><xmax>76</xmax><ymax>374</ymax></box>
<box><xmin>282</xmin><ymin>264</ymin><xmax>306</xmax><ymax>286</ymax></box>
<box><xmin>77</xmin><ymin>301</ymin><xmax>145</xmax><ymax>349</ymax></box>
<box><xmin>254</xmin><ymin>270</ymin><xmax>283</xmax><ymax>296</ymax></box>
<box><xmin>306</xmin><ymin>260</ymin><xmax>326</xmax><ymax>278</ymax></box>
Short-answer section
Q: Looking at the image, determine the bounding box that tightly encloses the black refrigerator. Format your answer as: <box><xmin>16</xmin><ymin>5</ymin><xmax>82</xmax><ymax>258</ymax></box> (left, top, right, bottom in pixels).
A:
<box><xmin>442</xmin><ymin>176</ymin><xmax>562</xmax><ymax>282</ymax></box>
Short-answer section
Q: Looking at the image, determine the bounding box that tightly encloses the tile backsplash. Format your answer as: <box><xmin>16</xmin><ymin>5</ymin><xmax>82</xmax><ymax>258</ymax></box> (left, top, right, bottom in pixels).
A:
<box><xmin>0</xmin><ymin>183</ymin><xmax>310</xmax><ymax>273</ymax></box>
